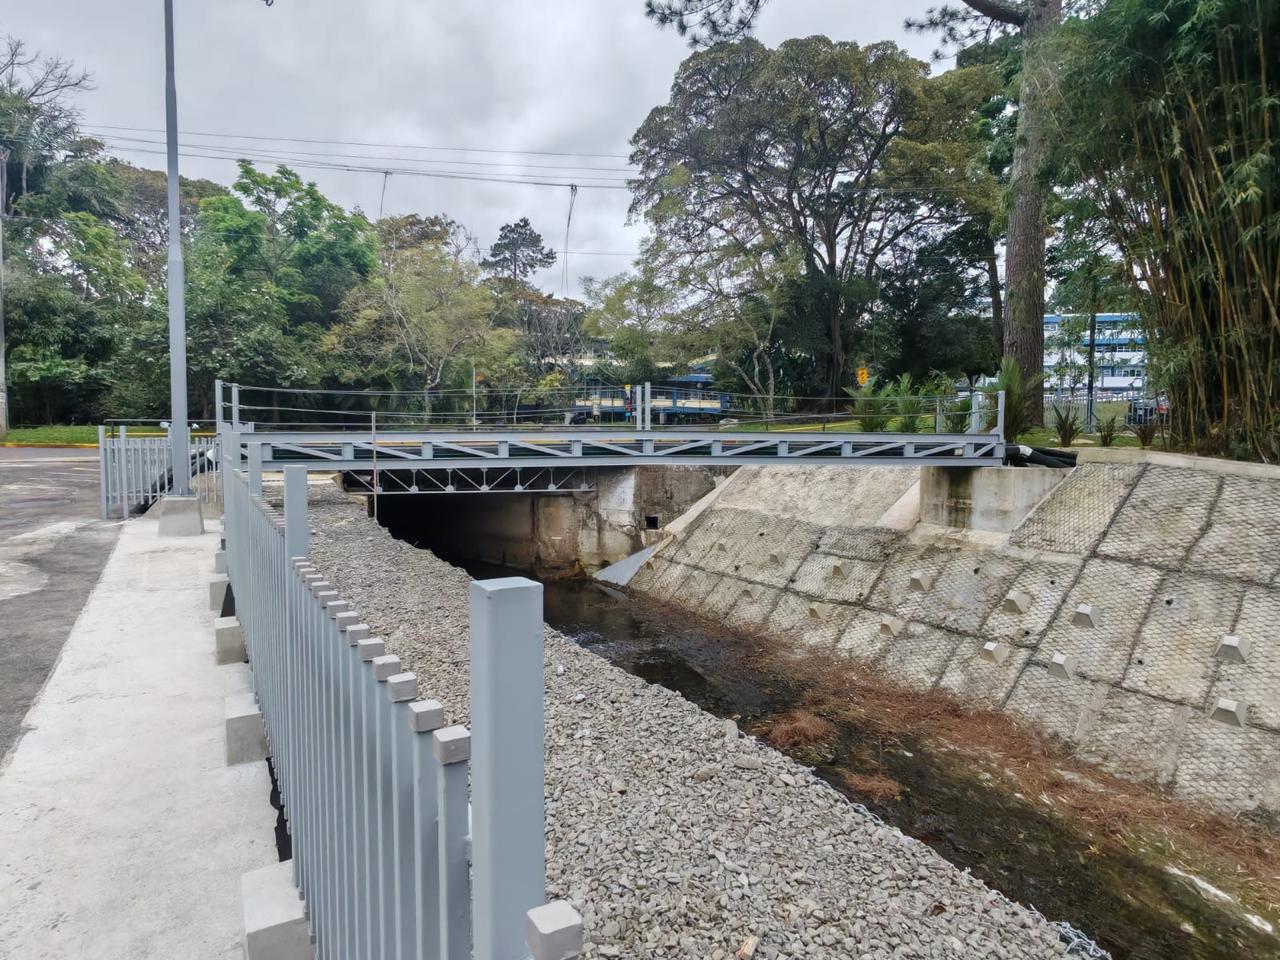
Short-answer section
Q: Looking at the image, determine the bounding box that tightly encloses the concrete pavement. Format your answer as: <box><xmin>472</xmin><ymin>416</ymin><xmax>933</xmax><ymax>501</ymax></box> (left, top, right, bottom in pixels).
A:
<box><xmin>0</xmin><ymin>449</ymin><xmax>119</xmax><ymax>756</ymax></box>
<box><xmin>0</xmin><ymin>514</ymin><xmax>277</xmax><ymax>959</ymax></box>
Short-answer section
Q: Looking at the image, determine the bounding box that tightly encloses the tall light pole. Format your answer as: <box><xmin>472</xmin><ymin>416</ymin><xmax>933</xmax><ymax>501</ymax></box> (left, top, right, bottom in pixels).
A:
<box><xmin>163</xmin><ymin>0</ymin><xmax>190</xmax><ymax>494</ymax></box>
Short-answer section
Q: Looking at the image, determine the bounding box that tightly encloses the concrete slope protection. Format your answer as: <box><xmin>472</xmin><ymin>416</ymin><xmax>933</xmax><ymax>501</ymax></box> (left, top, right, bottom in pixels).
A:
<box><xmin>0</xmin><ymin>516</ymin><xmax>277</xmax><ymax>960</ymax></box>
<box><xmin>630</xmin><ymin>456</ymin><xmax>1280</xmax><ymax>816</ymax></box>
<box><xmin>304</xmin><ymin>488</ymin><xmax>1068</xmax><ymax>958</ymax></box>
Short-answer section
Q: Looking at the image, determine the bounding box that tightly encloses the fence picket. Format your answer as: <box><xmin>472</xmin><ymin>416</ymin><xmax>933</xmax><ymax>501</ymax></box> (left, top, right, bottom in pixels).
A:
<box><xmin>217</xmin><ymin>464</ymin><xmax>581</xmax><ymax>960</ymax></box>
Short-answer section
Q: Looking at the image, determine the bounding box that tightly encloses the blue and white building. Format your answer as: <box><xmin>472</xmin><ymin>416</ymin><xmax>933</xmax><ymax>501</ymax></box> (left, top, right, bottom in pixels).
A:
<box><xmin>1043</xmin><ymin>312</ymin><xmax>1147</xmax><ymax>398</ymax></box>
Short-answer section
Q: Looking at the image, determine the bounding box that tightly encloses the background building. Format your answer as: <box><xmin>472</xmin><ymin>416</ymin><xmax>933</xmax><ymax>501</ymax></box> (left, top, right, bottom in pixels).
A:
<box><xmin>1043</xmin><ymin>312</ymin><xmax>1147</xmax><ymax>398</ymax></box>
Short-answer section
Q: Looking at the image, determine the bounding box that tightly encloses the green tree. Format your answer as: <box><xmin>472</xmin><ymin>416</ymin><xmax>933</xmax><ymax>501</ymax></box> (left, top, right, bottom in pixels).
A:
<box><xmin>480</xmin><ymin>217</ymin><xmax>556</xmax><ymax>286</ymax></box>
<box><xmin>582</xmin><ymin>271</ymin><xmax>679</xmax><ymax>384</ymax></box>
<box><xmin>630</xmin><ymin>36</ymin><xmax>998</xmax><ymax>397</ymax></box>
<box><xmin>643</xmin><ymin>1</ymin><xmax>1065</xmax><ymax>420</ymax></box>
<box><xmin>333</xmin><ymin>239</ymin><xmax>494</xmax><ymax>393</ymax></box>
<box><xmin>198</xmin><ymin>161</ymin><xmax>376</xmax><ymax>329</ymax></box>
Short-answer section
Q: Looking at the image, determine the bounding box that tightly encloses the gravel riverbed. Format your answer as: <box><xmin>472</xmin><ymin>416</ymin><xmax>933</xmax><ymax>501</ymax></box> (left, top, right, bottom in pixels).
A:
<box><xmin>306</xmin><ymin>489</ymin><xmax>1067</xmax><ymax>959</ymax></box>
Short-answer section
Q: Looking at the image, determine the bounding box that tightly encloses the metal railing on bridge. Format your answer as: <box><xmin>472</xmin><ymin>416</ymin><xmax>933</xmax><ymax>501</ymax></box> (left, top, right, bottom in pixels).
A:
<box><xmin>224</xmin><ymin>463</ymin><xmax>584</xmax><ymax>959</ymax></box>
<box><xmin>98</xmin><ymin>422</ymin><xmax>220</xmax><ymax>519</ymax></box>
<box><xmin>212</xmin><ymin>381</ymin><xmax>1007</xmax><ymax>496</ymax></box>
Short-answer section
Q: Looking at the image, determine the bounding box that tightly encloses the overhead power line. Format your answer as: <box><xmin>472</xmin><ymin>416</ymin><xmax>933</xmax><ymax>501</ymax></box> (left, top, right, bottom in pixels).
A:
<box><xmin>103</xmin><ymin>144</ymin><xmax>634</xmax><ymax>191</ymax></box>
<box><xmin>93</xmin><ymin>133</ymin><xmax>638</xmax><ymax>174</ymax></box>
<box><xmin>79</xmin><ymin>122</ymin><xmax>634</xmax><ymax>160</ymax></box>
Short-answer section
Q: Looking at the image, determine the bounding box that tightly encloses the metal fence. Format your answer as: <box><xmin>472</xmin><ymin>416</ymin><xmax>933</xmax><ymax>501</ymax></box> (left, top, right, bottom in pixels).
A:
<box><xmin>98</xmin><ymin>425</ymin><xmax>220</xmax><ymax>519</ymax></box>
<box><xmin>223</xmin><ymin>459</ymin><xmax>583</xmax><ymax>960</ymax></box>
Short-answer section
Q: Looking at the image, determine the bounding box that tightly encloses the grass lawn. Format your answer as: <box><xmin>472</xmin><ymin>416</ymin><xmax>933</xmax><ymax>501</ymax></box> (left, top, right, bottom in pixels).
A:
<box><xmin>2</xmin><ymin>425</ymin><xmax>104</xmax><ymax>445</ymax></box>
<box><xmin>3</xmin><ymin>424</ymin><xmax>168</xmax><ymax>445</ymax></box>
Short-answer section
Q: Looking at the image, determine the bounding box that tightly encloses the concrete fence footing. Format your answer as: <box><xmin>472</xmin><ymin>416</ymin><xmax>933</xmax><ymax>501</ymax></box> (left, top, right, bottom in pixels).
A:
<box><xmin>241</xmin><ymin>861</ymin><xmax>313</xmax><ymax>960</ymax></box>
<box><xmin>210</xmin><ymin>576</ymin><xmax>230</xmax><ymax>614</ymax></box>
<box><xmin>215</xmin><ymin>616</ymin><xmax>247</xmax><ymax>665</ymax></box>
<box><xmin>155</xmin><ymin>494</ymin><xmax>205</xmax><ymax>537</ymax></box>
<box><xmin>214</xmin><ymin>550</ymin><xmax>227</xmax><ymax>574</ymax></box>
<box><xmin>225</xmin><ymin>692</ymin><xmax>268</xmax><ymax>765</ymax></box>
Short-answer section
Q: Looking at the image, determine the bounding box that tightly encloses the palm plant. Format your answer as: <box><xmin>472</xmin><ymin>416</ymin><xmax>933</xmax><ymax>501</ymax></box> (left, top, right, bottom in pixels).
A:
<box><xmin>843</xmin><ymin>381</ymin><xmax>890</xmax><ymax>433</ymax></box>
<box><xmin>982</xmin><ymin>357</ymin><xmax>1033</xmax><ymax>441</ymax></box>
<box><xmin>1051</xmin><ymin>405</ymin><xmax>1083</xmax><ymax>447</ymax></box>
<box><xmin>1097</xmin><ymin>413</ymin><xmax>1120</xmax><ymax>447</ymax></box>
<box><xmin>944</xmin><ymin>395</ymin><xmax>973</xmax><ymax>433</ymax></box>
<box><xmin>891</xmin><ymin>374</ymin><xmax>926</xmax><ymax>433</ymax></box>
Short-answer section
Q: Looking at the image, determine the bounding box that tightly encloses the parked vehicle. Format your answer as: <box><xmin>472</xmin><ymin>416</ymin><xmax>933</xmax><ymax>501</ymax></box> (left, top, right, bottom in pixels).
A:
<box><xmin>1127</xmin><ymin>396</ymin><xmax>1168</xmax><ymax>425</ymax></box>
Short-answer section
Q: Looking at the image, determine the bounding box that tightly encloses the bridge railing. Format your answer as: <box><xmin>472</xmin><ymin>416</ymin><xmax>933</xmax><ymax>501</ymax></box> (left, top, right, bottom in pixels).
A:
<box><xmin>223</xmin><ymin>462</ymin><xmax>583</xmax><ymax>959</ymax></box>
<box><xmin>214</xmin><ymin>380</ymin><xmax>1006</xmax><ymax>438</ymax></box>
<box><xmin>97</xmin><ymin>424</ymin><xmax>220</xmax><ymax>519</ymax></box>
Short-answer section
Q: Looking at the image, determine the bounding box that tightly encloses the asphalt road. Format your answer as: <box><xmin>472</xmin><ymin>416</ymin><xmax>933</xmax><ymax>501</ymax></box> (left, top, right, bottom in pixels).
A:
<box><xmin>0</xmin><ymin>448</ymin><xmax>120</xmax><ymax>761</ymax></box>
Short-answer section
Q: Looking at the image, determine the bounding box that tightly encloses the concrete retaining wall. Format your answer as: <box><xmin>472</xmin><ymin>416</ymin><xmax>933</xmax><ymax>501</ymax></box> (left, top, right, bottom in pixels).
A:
<box><xmin>629</xmin><ymin>459</ymin><xmax>1280</xmax><ymax>816</ymax></box>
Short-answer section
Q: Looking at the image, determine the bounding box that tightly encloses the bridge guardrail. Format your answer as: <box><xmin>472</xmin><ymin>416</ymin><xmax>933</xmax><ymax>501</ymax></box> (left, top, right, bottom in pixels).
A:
<box><xmin>223</xmin><ymin>461</ymin><xmax>583</xmax><ymax>959</ymax></box>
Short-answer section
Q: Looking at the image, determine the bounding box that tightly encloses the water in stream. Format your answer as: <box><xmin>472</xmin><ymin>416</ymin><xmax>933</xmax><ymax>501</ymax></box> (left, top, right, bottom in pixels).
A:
<box><xmin>437</xmin><ymin>557</ymin><xmax>1278</xmax><ymax>960</ymax></box>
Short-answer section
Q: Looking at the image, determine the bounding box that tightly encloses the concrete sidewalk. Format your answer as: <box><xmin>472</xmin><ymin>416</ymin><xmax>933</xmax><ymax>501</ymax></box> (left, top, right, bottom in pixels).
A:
<box><xmin>0</xmin><ymin>516</ymin><xmax>277</xmax><ymax>959</ymax></box>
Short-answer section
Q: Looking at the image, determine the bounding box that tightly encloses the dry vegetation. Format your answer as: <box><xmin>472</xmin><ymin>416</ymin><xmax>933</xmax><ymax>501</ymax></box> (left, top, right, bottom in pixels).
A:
<box><xmin>746</xmin><ymin>641</ymin><xmax>1280</xmax><ymax>921</ymax></box>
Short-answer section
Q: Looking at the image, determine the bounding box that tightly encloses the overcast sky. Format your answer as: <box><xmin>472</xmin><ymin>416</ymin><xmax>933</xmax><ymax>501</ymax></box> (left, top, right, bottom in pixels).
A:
<box><xmin>10</xmin><ymin>0</ymin><xmax>939</xmax><ymax>295</ymax></box>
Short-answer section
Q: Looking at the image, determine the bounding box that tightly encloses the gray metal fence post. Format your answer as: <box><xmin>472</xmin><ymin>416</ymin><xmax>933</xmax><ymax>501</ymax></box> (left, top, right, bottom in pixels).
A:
<box><xmin>247</xmin><ymin>442</ymin><xmax>264</xmax><ymax>497</ymax></box>
<box><xmin>386</xmin><ymin>671</ymin><xmax>418</xmax><ymax>960</ymax></box>
<box><xmin>117</xmin><ymin>425</ymin><xmax>128</xmax><ymax>518</ymax></box>
<box><xmin>469</xmin><ymin>577</ymin><xmax>546</xmax><ymax>960</ymax></box>
<box><xmin>409</xmin><ymin>700</ymin><xmax>445</xmax><ymax>960</ymax></box>
<box><xmin>969</xmin><ymin>390</ymin><xmax>984</xmax><ymax>434</ymax></box>
<box><xmin>434</xmin><ymin>726</ymin><xmax>472</xmax><ymax>960</ymax></box>
<box><xmin>284</xmin><ymin>466</ymin><xmax>309</xmax><ymax>560</ymax></box>
<box><xmin>98</xmin><ymin>426</ymin><xmax>108</xmax><ymax>519</ymax></box>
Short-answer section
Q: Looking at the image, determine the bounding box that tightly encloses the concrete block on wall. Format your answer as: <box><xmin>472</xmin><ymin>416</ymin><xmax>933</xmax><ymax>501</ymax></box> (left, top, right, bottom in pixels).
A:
<box><xmin>909</xmin><ymin>570</ymin><xmax>934</xmax><ymax>593</ymax></box>
<box><xmin>879</xmin><ymin>615</ymin><xmax>906</xmax><ymax>638</ymax></box>
<box><xmin>830</xmin><ymin>561</ymin><xmax>847</xmax><ymax>579</ymax></box>
<box><xmin>1214</xmin><ymin>635</ymin><xmax>1249</xmax><ymax>663</ymax></box>
<box><xmin>214</xmin><ymin>616</ymin><xmax>246</xmax><ymax>665</ymax></box>
<box><xmin>1210</xmin><ymin>697</ymin><xmax>1248</xmax><ymax>727</ymax></box>
<box><xmin>1003</xmin><ymin>589</ymin><xmax>1034</xmax><ymax>615</ymax></box>
<box><xmin>241</xmin><ymin>860</ymin><xmax>312</xmax><ymax>960</ymax></box>
<box><xmin>225</xmin><ymin>692</ymin><xmax>267</xmax><ymax>765</ymax></box>
<box><xmin>980</xmin><ymin>641</ymin><xmax>1010</xmax><ymax>664</ymax></box>
<box><xmin>1047</xmin><ymin>652</ymin><xmax>1078</xmax><ymax>679</ymax></box>
<box><xmin>1072</xmin><ymin>603</ymin><xmax>1096</xmax><ymax>628</ymax></box>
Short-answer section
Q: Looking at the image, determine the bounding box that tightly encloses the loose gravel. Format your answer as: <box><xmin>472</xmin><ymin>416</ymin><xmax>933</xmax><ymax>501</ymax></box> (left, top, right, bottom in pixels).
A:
<box><xmin>305</xmin><ymin>488</ymin><xmax>1067</xmax><ymax>959</ymax></box>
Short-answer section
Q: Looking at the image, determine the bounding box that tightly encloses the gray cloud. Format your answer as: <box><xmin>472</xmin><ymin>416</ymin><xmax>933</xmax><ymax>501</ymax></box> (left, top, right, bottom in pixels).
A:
<box><xmin>10</xmin><ymin>1</ymin><xmax>939</xmax><ymax>294</ymax></box>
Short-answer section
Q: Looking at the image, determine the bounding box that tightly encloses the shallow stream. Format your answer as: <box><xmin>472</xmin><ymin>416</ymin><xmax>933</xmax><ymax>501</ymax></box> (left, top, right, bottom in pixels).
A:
<box><xmin>436</xmin><ymin>556</ymin><xmax>1278</xmax><ymax>960</ymax></box>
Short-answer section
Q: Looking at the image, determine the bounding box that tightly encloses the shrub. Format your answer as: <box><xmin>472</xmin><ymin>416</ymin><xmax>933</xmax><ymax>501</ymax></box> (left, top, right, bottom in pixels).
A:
<box><xmin>1097</xmin><ymin>413</ymin><xmax>1120</xmax><ymax>447</ymax></box>
<box><xmin>982</xmin><ymin>357</ymin><xmax>1033</xmax><ymax>441</ymax></box>
<box><xmin>890</xmin><ymin>373</ymin><xmax>926</xmax><ymax>433</ymax></box>
<box><xmin>1051</xmin><ymin>405</ymin><xmax>1083</xmax><ymax>447</ymax></box>
<box><xmin>944</xmin><ymin>395</ymin><xmax>973</xmax><ymax>433</ymax></box>
<box><xmin>1131</xmin><ymin>420</ymin><xmax>1160</xmax><ymax>448</ymax></box>
<box><xmin>842</xmin><ymin>381</ymin><xmax>890</xmax><ymax>433</ymax></box>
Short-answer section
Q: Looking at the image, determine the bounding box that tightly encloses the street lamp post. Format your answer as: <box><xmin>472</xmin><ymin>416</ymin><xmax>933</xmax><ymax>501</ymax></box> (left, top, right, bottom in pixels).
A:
<box><xmin>164</xmin><ymin>0</ymin><xmax>190</xmax><ymax>495</ymax></box>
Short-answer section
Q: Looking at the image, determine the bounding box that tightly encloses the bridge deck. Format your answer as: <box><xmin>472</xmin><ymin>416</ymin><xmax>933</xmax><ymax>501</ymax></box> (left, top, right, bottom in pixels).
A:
<box><xmin>232</xmin><ymin>428</ymin><xmax>1006</xmax><ymax>474</ymax></box>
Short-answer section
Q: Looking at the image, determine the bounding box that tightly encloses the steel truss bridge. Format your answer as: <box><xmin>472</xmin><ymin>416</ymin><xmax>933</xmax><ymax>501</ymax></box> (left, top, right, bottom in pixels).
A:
<box><xmin>214</xmin><ymin>381</ymin><xmax>1007</xmax><ymax>495</ymax></box>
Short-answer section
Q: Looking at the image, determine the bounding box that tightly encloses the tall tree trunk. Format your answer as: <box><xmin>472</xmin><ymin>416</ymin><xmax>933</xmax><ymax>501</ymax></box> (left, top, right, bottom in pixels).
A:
<box><xmin>1003</xmin><ymin>0</ymin><xmax>1061</xmax><ymax>426</ymax></box>
<box><xmin>982</xmin><ymin>223</ymin><xmax>1003</xmax><ymax>364</ymax></box>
